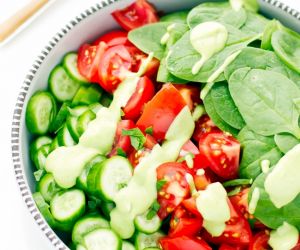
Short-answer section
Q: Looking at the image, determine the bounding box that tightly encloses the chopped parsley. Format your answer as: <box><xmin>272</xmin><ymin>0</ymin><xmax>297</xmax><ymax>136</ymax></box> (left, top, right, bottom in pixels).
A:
<box><xmin>116</xmin><ymin>147</ymin><xmax>127</xmax><ymax>157</ymax></box>
<box><xmin>122</xmin><ymin>128</ymin><xmax>146</xmax><ymax>151</ymax></box>
<box><xmin>146</xmin><ymin>200</ymin><xmax>161</xmax><ymax>220</ymax></box>
<box><xmin>145</xmin><ymin>126</ymin><xmax>154</xmax><ymax>135</ymax></box>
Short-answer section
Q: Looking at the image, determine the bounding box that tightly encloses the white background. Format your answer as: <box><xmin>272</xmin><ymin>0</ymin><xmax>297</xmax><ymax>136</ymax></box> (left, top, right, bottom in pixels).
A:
<box><xmin>0</xmin><ymin>0</ymin><xmax>298</xmax><ymax>249</ymax></box>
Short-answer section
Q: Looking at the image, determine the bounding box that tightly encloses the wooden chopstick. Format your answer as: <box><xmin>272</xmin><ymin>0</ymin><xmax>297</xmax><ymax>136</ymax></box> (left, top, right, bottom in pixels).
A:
<box><xmin>0</xmin><ymin>0</ymin><xmax>50</xmax><ymax>43</ymax></box>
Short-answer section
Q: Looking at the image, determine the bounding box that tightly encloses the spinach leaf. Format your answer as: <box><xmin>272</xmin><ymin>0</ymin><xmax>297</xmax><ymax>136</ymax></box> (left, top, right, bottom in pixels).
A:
<box><xmin>210</xmin><ymin>81</ymin><xmax>245</xmax><ymax>129</ymax></box>
<box><xmin>274</xmin><ymin>133</ymin><xmax>300</xmax><ymax>153</ymax></box>
<box><xmin>203</xmin><ymin>91</ymin><xmax>239</xmax><ymax>137</ymax></box>
<box><xmin>272</xmin><ymin>29</ymin><xmax>300</xmax><ymax>74</ymax></box>
<box><xmin>261</xmin><ymin>20</ymin><xmax>280</xmax><ymax>50</ymax></box>
<box><xmin>237</xmin><ymin>127</ymin><xmax>282</xmax><ymax>179</ymax></box>
<box><xmin>128</xmin><ymin>22</ymin><xmax>171</xmax><ymax>60</ymax></box>
<box><xmin>229</xmin><ymin>68</ymin><xmax>300</xmax><ymax>138</ymax></box>
<box><xmin>157</xmin><ymin>23</ymin><xmax>189</xmax><ymax>83</ymax></box>
<box><xmin>239</xmin><ymin>11</ymin><xmax>269</xmax><ymax>36</ymax></box>
<box><xmin>187</xmin><ymin>2</ymin><xmax>247</xmax><ymax>29</ymax></box>
<box><xmin>224</xmin><ymin>47</ymin><xmax>300</xmax><ymax>87</ymax></box>
<box><xmin>160</xmin><ymin>11</ymin><xmax>189</xmax><ymax>24</ymax></box>
<box><xmin>250</xmin><ymin>171</ymin><xmax>300</xmax><ymax>230</ymax></box>
<box><xmin>167</xmin><ymin>31</ymin><xmax>253</xmax><ymax>83</ymax></box>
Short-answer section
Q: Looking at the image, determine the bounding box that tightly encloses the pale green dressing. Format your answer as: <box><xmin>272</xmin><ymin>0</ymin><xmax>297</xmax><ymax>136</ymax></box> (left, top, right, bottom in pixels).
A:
<box><xmin>261</xmin><ymin>159</ymin><xmax>270</xmax><ymax>174</ymax></box>
<box><xmin>190</xmin><ymin>21</ymin><xmax>228</xmax><ymax>75</ymax></box>
<box><xmin>230</xmin><ymin>0</ymin><xmax>243</xmax><ymax>11</ymax></box>
<box><xmin>248</xmin><ymin>187</ymin><xmax>260</xmax><ymax>214</ymax></box>
<box><xmin>265</xmin><ymin>144</ymin><xmax>300</xmax><ymax>208</ymax></box>
<box><xmin>196</xmin><ymin>182</ymin><xmax>230</xmax><ymax>236</ymax></box>
<box><xmin>268</xmin><ymin>222</ymin><xmax>299</xmax><ymax>250</ymax></box>
<box><xmin>46</xmin><ymin>75</ymin><xmax>140</xmax><ymax>188</ymax></box>
<box><xmin>160</xmin><ymin>24</ymin><xmax>176</xmax><ymax>45</ymax></box>
<box><xmin>110</xmin><ymin>107</ymin><xmax>195</xmax><ymax>239</ymax></box>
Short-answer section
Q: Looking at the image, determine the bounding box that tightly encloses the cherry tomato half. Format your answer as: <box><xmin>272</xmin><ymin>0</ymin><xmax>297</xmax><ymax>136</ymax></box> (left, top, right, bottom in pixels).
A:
<box><xmin>193</xmin><ymin>115</ymin><xmax>218</xmax><ymax>143</ymax></box>
<box><xmin>175</xmin><ymin>84</ymin><xmax>201</xmax><ymax>111</ymax></box>
<box><xmin>199</xmin><ymin>131</ymin><xmax>240</xmax><ymax>180</ymax></box>
<box><xmin>93</xmin><ymin>30</ymin><xmax>129</xmax><ymax>47</ymax></box>
<box><xmin>77</xmin><ymin>42</ymin><xmax>107</xmax><ymax>82</ymax></box>
<box><xmin>112</xmin><ymin>0</ymin><xmax>159</xmax><ymax>31</ymax></box>
<box><xmin>123</xmin><ymin>76</ymin><xmax>155</xmax><ymax>121</ymax></box>
<box><xmin>156</xmin><ymin>162</ymin><xmax>191</xmax><ymax>219</ymax></box>
<box><xmin>169</xmin><ymin>206</ymin><xmax>203</xmax><ymax>238</ymax></box>
<box><xmin>249</xmin><ymin>230</ymin><xmax>270</xmax><ymax>250</ymax></box>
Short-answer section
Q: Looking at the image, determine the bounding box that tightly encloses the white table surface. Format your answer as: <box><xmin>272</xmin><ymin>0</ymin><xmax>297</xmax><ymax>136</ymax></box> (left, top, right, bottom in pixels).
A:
<box><xmin>0</xmin><ymin>0</ymin><xmax>299</xmax><ymax>249</ymax></box>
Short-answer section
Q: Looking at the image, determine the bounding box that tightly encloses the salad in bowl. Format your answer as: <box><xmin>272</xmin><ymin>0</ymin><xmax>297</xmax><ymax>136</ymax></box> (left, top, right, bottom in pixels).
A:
<box><xmin>24</xmin><ymin>0</ymin><xmax>300</xmax><ymax>249</ymax></box>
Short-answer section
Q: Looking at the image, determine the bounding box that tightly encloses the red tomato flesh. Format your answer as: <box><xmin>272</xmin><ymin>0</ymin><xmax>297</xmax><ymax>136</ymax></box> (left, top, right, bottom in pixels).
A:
<box><xmin>175</xmin><ymin>84</ymin><xmax>201</xmax><ymax>111</ymax></box>
<box><xmin>123</xmin><ymin>76</ymin><xmax>155</xmax><ymax>121</ymax></box>
<box><xmin>109</xmin><ymin>119</ymin><xmax>135</xmax><ymax>156</ymax></box>
<box><xmin>156</xmin><ymin>162</ymin><xmax>191</xmax><ymax>219</ymax></box>
<box><xmin>199</xmin><ymin>131</ymin><xmax>240</xmax><ymax>180</ymax></box>
<box><xmin>112</xmin><ymin>0</ymin><xmax>159</xmax><ymax>31</ymax></box>
<box><xmin>193</xmin><ymin>115</ymin><xmax>218</xmax><ymax>142</ymax></box>
<box><xmin>77</xmin><ymin>42</ymin><xmax>107</xmax><ymax>82</ymax></box>
<box><xmin>93</xmin><ymin>30</ymin><xmax>129</xmax><ymax>47</ymax></box>
<box><xmin>249</xmin><ymin>230</ymin><xmax>270</xmax><ymax>250</ymax></box>
<box><xmin>137</xmin><ymin>84</ymin><xmax>187</xmax><ymax>141</ymax></box>
<box><xmin>160</xmin><ymin>236</ymin><xmax>212</xmax><ymax>250</ymax></box>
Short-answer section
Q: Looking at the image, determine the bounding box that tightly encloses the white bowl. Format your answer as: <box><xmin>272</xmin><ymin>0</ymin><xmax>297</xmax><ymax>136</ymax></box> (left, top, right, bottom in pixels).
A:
<box><xmin>11</xmin><ymin>0</ymin><xmax>300</xmax><ymax>249</ymax></box>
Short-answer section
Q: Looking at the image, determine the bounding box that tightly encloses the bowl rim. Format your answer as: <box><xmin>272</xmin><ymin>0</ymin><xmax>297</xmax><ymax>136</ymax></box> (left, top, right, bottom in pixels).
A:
<box><xmin>11</xmin><ymin>0</ymin><xmax>300</xmax><ymax>249</ymax></box>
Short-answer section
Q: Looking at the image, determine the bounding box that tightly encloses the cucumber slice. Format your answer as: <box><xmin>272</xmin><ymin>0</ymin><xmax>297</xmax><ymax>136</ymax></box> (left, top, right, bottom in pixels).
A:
<box><xmin>87</xmin><ymin>162</ymin><xmax>103</xmax><ymax>195</ymax></box>
<box><xmin>83</xmin><ymin>228</ymin><xmax>122</xmax><ymax>250</ymax></box>
<box><xmin>96</xmin><ymin>156</ymin><xmax>133</xmax><ymax>201</ymax></box>
<box><xmin>100</xmin><ymin>93</ymin><xmax>113</xmax><ymax>107</ymax></box>
<box><xmin>57</xmin><ymin>125</ymin><xmax>76</xmax><ymax>146</ymax></box>
<box><xmin>72</xmin><ymin>213</ymin><xmax>110</xmax><ymax>245</ymax></box>
<box><xmin>72</xmin><ymin>85</ymin><xmax>102</xmax><ymax>106</ymax></box>
<box><xmin>63</xmin><ymin>53</ymin><xmax>89</xmax><ymax>84</ymax></box>
<box><xmin>66</xmin><ymin>116</ymin><xmax>80</xmax><ymax>142</ymax></box>
<box><xmin>33</xmin><ymin>192</ymin><xmax>57</xmax><ymax>227</ymax></box>
<box><xmin>49</xmin><ymin>101</ymin><xmax>71</xmax><ymax>133</ymax></box>
<box><xmin>76</xmin><ymin>245</ymin><xmax>87</xmax><ymax>250</ymax></box>
<box><xmin>135</xmin><ymin>231</ymin><xmax>165</xmax><ymax>250</ymax></box>
<box><xmin>50</xmin><ymin>189</ymin><xmax>86</xmax><ymax>224</ymax></box>
<box><xmin>33</xmin><ymin>192</ymin><xmax>73</xmax><ymax>231</ymax></box>
<box><xmin>30</xmin><ymin>136</ymin><xmax>52</xmax><ymax>161</ymax></box>
<box><xmin>50</xmin><ymin>137</ymin><xmax>60</xmax><ymax>151</ymax></box>
<box><xmin>89</xmin><ymin>103</ymin><xmax>103</xmax><ymax>114</ymax></box>
<box><xmin>69</xmin><ymin>105</ymin><xmax>89</xmax><ymax>116</ymax></box>
<box><xmin>26</xmin><ymin>91</ymin><xmax>57</xmax><ymax>135</ymax></box>
<box><xmin>77</xmin><ymin>110</ymin><xmax>96</xmax><ymax>136</ymax></box>
<box><xmin>33</xmin><ymin>144</ymin><xmax>51</xmax><ymax>169</ymax></box>
<box><xmin>37</xmin><ymin>173</ymin><xmax>61</xmax><ymax>203</ymax></box>
<box><xmin>49</xmin><ymin>66</ymin><xmax>80</xmax><ymax>102</ymax></box>
<box><xmin>122</xmin><ymin>241</ymin><xmax>135</xmax><ymax>250</ymax></box>
<box><xmin>143</xmin><ymin>248</ymin><xmax>161</xmax><ymax>250</ymax></box>
<box><xmin>134</xmin><ymin>211</ymin><xmax>162</xmax><ymax>234</ymax></box>
<box><xmin>77</xmin><ymin>155</ymin><xmax>106</xmax><ymax>191</ymax></box>
<box><xmin>101</xmin><ymin>202</ymin><xmax>116</xmax><ymax>220</ymax></box>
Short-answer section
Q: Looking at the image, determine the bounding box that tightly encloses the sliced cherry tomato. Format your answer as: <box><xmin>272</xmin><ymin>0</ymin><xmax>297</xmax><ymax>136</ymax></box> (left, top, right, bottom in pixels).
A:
<box><xmin>179</xmin><ymin>140</ymin><xmax>200</xmax><ymax>158</ymax></box>
<box><xmin>137</xmin><ymin>84</ymin><xmax>187</xmax><ymax>141</ymax></box>
<box><xmin>156</xmin><ymin>162</ymin><xmax>191</xmax><ymax>219</ymax></box>
<box><xmin>126</xmin><ymin>46</ymin><xmax>159</xmax><ymax>77</ymax></box>
<box><xmin>169</xmin><ymin>206</ymin><xmax>203</xmax><ymax>238</ymax></box>
<box><xmin>182</xmin><ymin>197</ymin><xmax>200</xmax><ymax>217</ymax></box>
<box><xmin>219</xmin><ymin>244</ymin><xmax>244</xmax><ymax>250</ymax></box>
<box><xmin>77</xmin><ymin>42</ymin><xmax>107</xmax><ymax>82</ymax></box>
<box><xmin>175</xmin><ymin>84</ymin><xmax>201</xmax><ymax>111</ymax></box>
<box><xmin>112</xmin><ymin>0</ymin><xmax>159</xmax><ymax>31</ymax></box>
<box><xmin>128</xmin><ymin>147</ymin><xmax>151</xmax><ymax>167</ymax></box>
<box><xmin>199</xmin><ymin>131</ymin><xmax>240</xmax><ymax>180</ymax></box>
<box><xmin>249</xmin><ymin>230</ymin><xmax>270</xmax><ymax>250</ymax></box>
<box><xmin>193</xmin><ymin>115</ymin><xmax>218</xmax><ymax>142</ymax></box>
<box><xmin>203</xmin><ymin>200</ymin><xmax>252</xmax><ymax>246</ymax></box>
<box><xmin>160</xmin><ymin>236</ymin><xmax>212</xmax><ymax>250</ymax></box>
<box><xmin>110</xmin><ymin>120</ymin><xmax>135</xmax><ymax>156</ymax></box>
<box><xmin>193</xmin><ymin>166</ymin><xmax>217</xmax><ymax>191</ymax></box>
<box><xmin>123</xmin><ymin>76</ymin><xmax>155</xmax><ymax>121</ymax></box>
<box><xmin>98</xmin><ymin>45</ymin><xmax>133</xmax><ymax>93</ymax></box>
<box><xmin>229</xmin><ymin>188</ymin><xmax>250</xmax><ymax>220</ymax></box>
<box><xmin>93</xmin><ymin>30</ymin><xmax>129</xmax><ymax>47</ymax></box>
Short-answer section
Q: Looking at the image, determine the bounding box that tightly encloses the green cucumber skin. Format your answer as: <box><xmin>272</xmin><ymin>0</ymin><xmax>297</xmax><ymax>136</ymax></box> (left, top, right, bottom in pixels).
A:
<box><xmin>37</xmin><ymin>173</ymin><xmax>61</xmax><ymax>203</ymax></box>
<box><xmin>26</xmin><ymin>91</ymin><xmax>57</xmax><ymax>135</ymax></box>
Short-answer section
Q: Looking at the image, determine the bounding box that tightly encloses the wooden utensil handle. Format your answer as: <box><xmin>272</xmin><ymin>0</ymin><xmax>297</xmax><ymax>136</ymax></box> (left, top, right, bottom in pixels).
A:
<box><xmin>0</xmin><ymin>0</ymin><xmax>50</xmax><ymax>42</ymax></box>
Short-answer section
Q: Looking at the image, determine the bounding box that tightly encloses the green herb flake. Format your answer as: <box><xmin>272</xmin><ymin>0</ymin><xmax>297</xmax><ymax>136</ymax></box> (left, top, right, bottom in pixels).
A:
<box><xmin>116</xmin><ymin>147</ymin><xmax>127</xmax><ymax>157</ymax></box>
<box><xmin>34</xmin><ymin>169</ymin><xmax>45</xmax><ymax>182</ymax></box>
<box><xmin>156</xmin><ymin>179</ymin><xmax>167</xmax><ymax>191</ymax></box>
<box><xmin>145</xmin><ymin>126</ymin><xmax>154</xmax><ymax>135</ymax></box>
<box><xmin>122</xmin><ymin>128</ymin><xmax>146</xmax><ymax>150</ymax></box>
<box><xmin>146</xmin><ymin>200</ymin><xmax>161</xmax><ymax>220</ymax></box>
